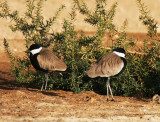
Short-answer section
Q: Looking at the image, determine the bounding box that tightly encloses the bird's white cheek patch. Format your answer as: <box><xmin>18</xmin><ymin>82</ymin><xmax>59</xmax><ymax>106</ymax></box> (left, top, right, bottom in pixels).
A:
<box><xmin>30</xmin><ymin>47</ymin><xmax>42</xmax><ymax>55</ymax></box>
<box><xmin>113</xmin><ymin>51</ymin><xmax>125</xmax><ymax>58</ymax></box>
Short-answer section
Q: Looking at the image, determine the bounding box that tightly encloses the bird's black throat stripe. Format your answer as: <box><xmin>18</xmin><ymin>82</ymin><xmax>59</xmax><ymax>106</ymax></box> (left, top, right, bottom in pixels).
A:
<box><xmin>30</xmin><ymin>53</ymin><xmax>48</xmax><ymax>73</ymax></box>
<box><xmin>115</xmin><ymin>57</ymin><xmax>127</xmax><ymax>77</ymax></box>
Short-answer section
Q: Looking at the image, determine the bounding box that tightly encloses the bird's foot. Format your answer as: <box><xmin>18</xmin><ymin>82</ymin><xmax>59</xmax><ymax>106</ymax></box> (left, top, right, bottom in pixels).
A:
<box><xmin>36</xmin><ymin>90</ymin><xmax>42</xmax><ymax>93</ymax></box>
<box><xmin>111</xmin><ymin>98</ymin><xmax>115</xmax><ymax>101</ymax></box>
<box><xmin>42</xmin><ymin>90</ymin><xmax>47</xmax><ymax>93</ymax></box>
<box><xmin>106</xmin><ymin>98</ymin><xmax>115</xmax><ymax>102</ymax></box>
<box><xmin>106</xmin><ymin>98</ymin><xmax>109</xmax><ymax>102</ymax></box>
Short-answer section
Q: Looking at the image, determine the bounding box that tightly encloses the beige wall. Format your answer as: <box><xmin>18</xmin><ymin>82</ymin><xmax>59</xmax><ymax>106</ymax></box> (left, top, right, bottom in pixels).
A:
<box><xmin>0</xmin><ymin>0</ymin><xmax>160</xmax><ymax>39</ymax></box>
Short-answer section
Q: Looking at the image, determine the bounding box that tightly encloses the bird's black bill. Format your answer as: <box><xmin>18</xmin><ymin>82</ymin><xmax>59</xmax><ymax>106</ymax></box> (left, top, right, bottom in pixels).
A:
<box><xmin>25</xmin><ymin>50</ymin><xmax>30</xmax><ymax>53</ymax></box>
<box><xmin>125</xmin><ymin>53</ymin><xmax>130</xmax><ymax>57</ymax></box>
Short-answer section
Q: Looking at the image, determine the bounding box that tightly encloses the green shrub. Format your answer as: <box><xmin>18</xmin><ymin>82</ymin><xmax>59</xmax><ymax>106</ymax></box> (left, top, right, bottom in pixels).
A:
<box><xmin>135</xmin><ymin>0</ymin><xmax>160</xmax><ymax>97</ymax></box>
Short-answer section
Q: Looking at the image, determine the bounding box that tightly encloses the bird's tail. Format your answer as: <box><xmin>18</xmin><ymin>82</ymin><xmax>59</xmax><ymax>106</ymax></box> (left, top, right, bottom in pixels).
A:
<box><xmin>54</xmin><ymin>68</ymin><xmax>72</xmax><ymax>74</ymax></box>
<box><xmin>86</xmin><ymin>64</ymin><xmax>98</xmax><ymax>78</ymax></box>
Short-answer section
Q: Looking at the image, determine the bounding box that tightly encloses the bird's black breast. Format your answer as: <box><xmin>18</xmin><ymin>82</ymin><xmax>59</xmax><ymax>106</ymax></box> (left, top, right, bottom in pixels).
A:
<box><xmin>30</xmin><ymin>53</ymin><xmax>48</xmax><ymax>72</ymax></box>
<box><xmin>115</xmin><ymin>57</ymin><xmax>127</xmax><ymax>76</ymax></box>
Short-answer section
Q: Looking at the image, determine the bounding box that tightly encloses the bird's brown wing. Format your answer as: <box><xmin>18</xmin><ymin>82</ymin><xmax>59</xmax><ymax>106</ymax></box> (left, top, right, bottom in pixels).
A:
<box><xmin>87</xmin><ymin>53</ymin><xmax>124</xmax><ymax>78</ymax></box>
<box><xmin>37</xmin><ymin>48</ymin><xmax>67</xmax><ymax>71</ymax></box>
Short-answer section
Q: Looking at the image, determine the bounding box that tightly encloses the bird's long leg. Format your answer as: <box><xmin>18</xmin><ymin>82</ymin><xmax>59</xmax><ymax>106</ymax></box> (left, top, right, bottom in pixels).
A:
<box><xmin>44</xmin><ymin>73</ymin><xmax>48</xmax><ymax>91</ymax></box>
<box><xmin>41</xmin><ymin>79</ymin><xmax>45</xmax><ymax>92</ymax></box>
<box><xmin>108</xmin><ymin>78</ymin><xmax>114</xmax><ymax>101</ymax></box>
<box><xmin>106</xmin><ymin>77</ymin><xmax>110</xmax><ymax>101</ymax></box>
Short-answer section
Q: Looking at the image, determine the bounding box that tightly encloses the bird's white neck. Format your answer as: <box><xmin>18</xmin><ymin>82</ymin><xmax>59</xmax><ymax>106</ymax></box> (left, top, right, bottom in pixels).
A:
<box><xmin>113</xmin><ymin>51</ymin><xmax>125</xmax><ymax>58</ymax></box>
<box><xmin>30</xmin><ymin>47</ymin><xmax>42</xmax><ymax>55</ymax></box>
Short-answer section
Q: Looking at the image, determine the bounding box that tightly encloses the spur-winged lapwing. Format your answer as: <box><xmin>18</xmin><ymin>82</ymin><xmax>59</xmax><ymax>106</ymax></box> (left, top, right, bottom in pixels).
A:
<box><xmin>25</xmin><ymin>44</ymin><xmax>67</xmax><ymax>92</ymax></box>
<box><xmin>86</xmin><ymin>48</ymin><xmax>127</xmax><ymax>101</ymax></box>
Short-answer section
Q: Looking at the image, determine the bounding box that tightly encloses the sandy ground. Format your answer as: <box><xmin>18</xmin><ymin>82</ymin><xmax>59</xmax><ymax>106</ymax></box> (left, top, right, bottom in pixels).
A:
<box><xmin>0</xmin><ymin>38</ymin><xmax>160</xmax><ymax>122</ymax></box>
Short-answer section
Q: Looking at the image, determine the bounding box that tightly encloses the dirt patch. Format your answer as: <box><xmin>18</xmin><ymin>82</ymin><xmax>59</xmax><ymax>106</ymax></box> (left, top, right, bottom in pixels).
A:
<box><xmin>0</xmin><ymin>38</ymin><xmax>160</xmax><ymax>122</ymax></box>
<box><xmin>0</xmin><ymin>73</ymin><xmax>160</xmax><ymax>121</ymax></box>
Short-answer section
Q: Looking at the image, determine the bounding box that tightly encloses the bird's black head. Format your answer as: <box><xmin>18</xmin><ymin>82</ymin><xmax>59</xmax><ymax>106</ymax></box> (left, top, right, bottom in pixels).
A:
<box><xmin>113</xmin><ymin>48</ymin><xmax>126</xmax><ymax>54</ymax></box>
<box><xmin>113</xmin><ymin>48</ymin><xmax>126</xmax><ymax>58</ymax></box>
<box><xmin>29</xmin><ymin>44</ymin><xmax>41</xmax><ymax>51</ymax></box>
<box><xmin>25</xmin><ymin>44</ymin><xmax>42</xmax><ymax>55</ymax></box>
